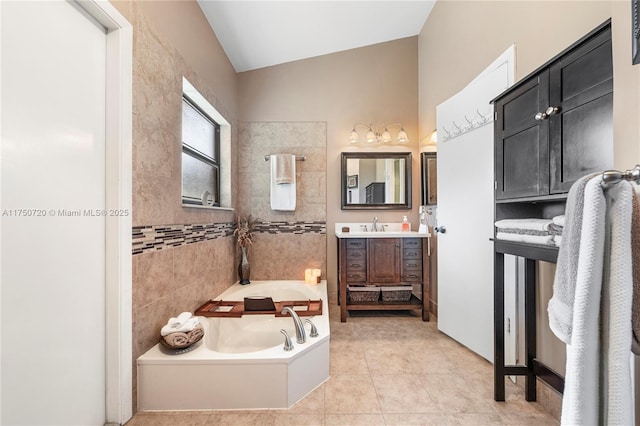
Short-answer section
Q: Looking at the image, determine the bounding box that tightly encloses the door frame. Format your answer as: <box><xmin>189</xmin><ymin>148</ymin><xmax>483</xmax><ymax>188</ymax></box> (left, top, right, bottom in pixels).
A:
<box><xmin>76</xmin><ymin>1</ymin><xmax>133</xmax><ymax>424</ymax></box>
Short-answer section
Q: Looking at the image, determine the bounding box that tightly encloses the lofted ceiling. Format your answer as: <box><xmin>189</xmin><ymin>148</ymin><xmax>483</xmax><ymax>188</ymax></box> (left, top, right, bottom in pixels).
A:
<box><xmin>197</xmin><ymin>1</ymin><xmax>436</xmax><ymax>73</ymax></box>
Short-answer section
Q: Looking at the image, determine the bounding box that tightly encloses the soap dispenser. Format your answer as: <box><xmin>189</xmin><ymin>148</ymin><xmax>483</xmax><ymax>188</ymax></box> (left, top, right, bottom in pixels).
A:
<box><xmin>401</xmin><ymin>216</ymin><xmax>410</xmax><ymax>232</ymax></box>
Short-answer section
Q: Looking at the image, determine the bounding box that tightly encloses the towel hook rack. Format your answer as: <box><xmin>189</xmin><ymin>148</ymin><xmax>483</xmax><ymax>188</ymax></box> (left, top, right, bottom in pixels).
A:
<box><xmin>264</xmin><ymin>155</ymin><xmax>306</xmax><ymax>162</ymax></box>
<box><xmin>601</xmin><ymin>165</ymin><xmax>640</xmax><ymax>185</ymax></box>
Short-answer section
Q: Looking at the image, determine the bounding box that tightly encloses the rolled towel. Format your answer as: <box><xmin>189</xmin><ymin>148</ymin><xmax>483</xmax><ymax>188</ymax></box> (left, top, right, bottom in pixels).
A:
<box><xmin>161</xmin><ymin>315</ymin><xmax>199</xmax><ymax>336</ymax></box>
<box><xmin>163</xmin><ymin>332</ymin><xmax>189</xmax><ymax>347</ymax></box>
<box><xmin>187</xmin><ymin>323</ymin><xmax>204</xmax><ymax>344</ymax></box>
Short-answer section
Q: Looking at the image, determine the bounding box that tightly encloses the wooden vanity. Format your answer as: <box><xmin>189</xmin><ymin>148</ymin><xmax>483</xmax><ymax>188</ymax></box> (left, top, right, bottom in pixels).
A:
<box><xmin>336</xmin><ymin>225</ymin><xmax>430</xmax><ymax>322</ymax></box>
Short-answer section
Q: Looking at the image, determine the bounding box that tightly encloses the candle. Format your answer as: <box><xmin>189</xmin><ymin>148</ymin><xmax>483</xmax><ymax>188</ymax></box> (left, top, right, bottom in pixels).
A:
<box><xmin>312</xmin><ymin>269</ymin><xmax>321</xmax><ymax>284</ymax></box>
<box><xmin>304</xmin><ymin>269</ymin><xmax>313</xmax><ymax>284</ymax></box>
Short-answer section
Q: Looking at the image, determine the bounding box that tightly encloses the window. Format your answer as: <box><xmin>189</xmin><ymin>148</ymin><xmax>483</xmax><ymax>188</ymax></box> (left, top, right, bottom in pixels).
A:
<box><xmin>181</xmin><ymin>96</ymin><xmax>220</xmax><ymax>207</ymax></box>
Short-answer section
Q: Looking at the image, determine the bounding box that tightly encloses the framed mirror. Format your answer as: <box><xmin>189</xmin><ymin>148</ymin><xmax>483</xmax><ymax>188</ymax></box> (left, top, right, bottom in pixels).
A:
<box><xmin>421</xmin><ymin>152</ymin><xmax>437</xmax><ymax>205</ymax></box>
<box><xmin>341</xmin><ymin>152</ymin><xmax>412</xmax><ymax>210</ymax></box>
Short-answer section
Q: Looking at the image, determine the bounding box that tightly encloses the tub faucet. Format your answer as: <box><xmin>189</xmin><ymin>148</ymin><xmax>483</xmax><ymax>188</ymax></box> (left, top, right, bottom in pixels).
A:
<box><xmin>282</xmin><ymin>306</ymin><xmax>306</xmax><ymax>344</ymax></box>
<box><xmin>372</xmin><ymin>216</ymin><xmax>378</xmax><ymax>232</ymax></box>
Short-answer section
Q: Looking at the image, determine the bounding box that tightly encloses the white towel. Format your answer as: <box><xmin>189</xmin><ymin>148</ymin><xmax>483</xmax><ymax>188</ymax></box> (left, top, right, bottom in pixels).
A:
<box><xmin>600</xmin><ymin>181</ymin><xmax>633</xmax><ymax>425</ymax></box>
<box><xmin>161</xmin><ymin>314</ymin><xmax>199</xmax><ymax>337</ymax></box>
<box><xmin>560</xmin><ymin>176</ymin><xmax>606</xmax><ymax>426</ymax></box>
<box><xmin>552</xmin><ymin>215</ymin><xmax>565</xmax><ymax>227</ymax></box>
<box><xmin>548</xmin><ymin>174</ymin><xmax>596</xmax><ymax>344</ymax></box>
<box><xmin>495</xmin><ymin>232</ymin><xmax>554</xmax><ymax>245</ymax></box>
<box><xmin>270</xmin><ymin>154</ymin><xmax>296</xmax><ymax>211</ymax></box>
<box><xmin>494</xmin><ymin>218</ymin><xmax>553</xmax><ymax>231</ymax></box>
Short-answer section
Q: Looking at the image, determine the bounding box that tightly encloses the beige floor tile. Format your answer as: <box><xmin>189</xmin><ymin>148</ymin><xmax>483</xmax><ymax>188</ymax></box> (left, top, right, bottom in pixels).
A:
<box><xmin>448</xmin><ymin>413</ymin><xmax>507</xmax><ymax>425</ymax></box>
<box><xmin>323</xmin><ymin>374</ymin><xmax>381</xmax><ymax>414</ymax></box>
<box><xmin>125</xmin><ymin>412</ymin><xmax>210</xmax><ymax>426</ymax></box>
<box><xmin>371</xmin><ymin>374</ymin><xmax>438</xmax><ymax>413</ymax></box>
<box><xmin>206</xmin><ymin>411</ymin><xmax>276</xmax><ymax>425</ymax></box>
<box><xmin>383</xmin><ymin>413</ymin><xmax>451</xmax><ymax>425</ymax></box>
<box><xmin>324</xmin><ymin>413</ymin><xmax>386</xmax><ymax>425</ymax></box>
<box><xmin>422</xmin><ymin>374</ymin><xmax>496</xmax><ymax>414</ymax></box>
<box><xmin>330</xmin><ymin>346</ymin><xmax>369</xmax><ymax>374</ymax></box>
<box><xmin>273</xmin><ymin>413</ymin><xmax>325</xmax><ymax>425</ymax></box>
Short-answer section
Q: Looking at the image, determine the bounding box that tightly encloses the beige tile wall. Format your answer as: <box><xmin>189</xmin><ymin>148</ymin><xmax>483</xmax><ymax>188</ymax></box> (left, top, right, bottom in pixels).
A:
<box><xmin>117</xmin><ymin>2</ymin><xmax>240</xmax><ymax>410</ymax></box>
<box><xmin>238</xmin><ymin>122</ymin><xmax>327</xmax><ymax>281</ymax></box>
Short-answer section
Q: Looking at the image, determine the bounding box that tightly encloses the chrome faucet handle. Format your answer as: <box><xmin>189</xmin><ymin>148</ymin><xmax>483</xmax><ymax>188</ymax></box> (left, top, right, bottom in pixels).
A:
<box><xmin>360</xmin><ymin>224</ymin><xmax>368</xmax><ymax>232</ymax></box>
<box><xmin>280</xmin><ymin>329</ymin><xmax>294</xmax><ymax>351</ymax></box>
<box><xmin>305</xmin><ymin>318</ymin><xmax>319</xmax><ymax>338</ymax></box>
<box><xmin>380</xmin><ymin>224</ymin><xmax>387</xmax><ymax>232</ymax></box>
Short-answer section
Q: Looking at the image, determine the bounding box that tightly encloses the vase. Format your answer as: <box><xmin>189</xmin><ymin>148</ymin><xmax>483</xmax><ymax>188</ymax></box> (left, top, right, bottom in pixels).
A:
<box><xmin>238</xmin><ymin>246</ymin><xmax>251</xmax><ymax>285</ymax></box>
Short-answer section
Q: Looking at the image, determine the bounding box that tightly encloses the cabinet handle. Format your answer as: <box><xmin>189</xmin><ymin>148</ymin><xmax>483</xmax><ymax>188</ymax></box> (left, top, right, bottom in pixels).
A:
<box><xmin>535</xmin><ymin>107</ymin><xmax>559</xmax><ymax>121</ymax></box>
<box><xmin>406</xmin><ymin>274</ymin><xmax>419</xmax><ymax>279</ymax></box>
<box><xmin>350</xmin><ymin>263</ymin><xmax>362</xmax><ymax>268</ymax></box>
<box><xmin>348</xmin><ymin>274</ymin><xmax>362</xmax><ymax>279</ymax></box>
<box><xmin>350</xmin><ymin>252</ymin><xmax>362</xmax><ymax>257</ymax></box>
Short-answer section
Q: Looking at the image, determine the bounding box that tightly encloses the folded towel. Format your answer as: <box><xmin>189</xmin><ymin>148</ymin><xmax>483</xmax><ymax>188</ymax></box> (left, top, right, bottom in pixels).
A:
<box><xmin>167</xmin><ymin>311</ymin><xmax>192</xmax><ymax>327</ymax></box>
<box><xmin>161</xmin><ymin>316</ymin><xmax>199</xmax><ymax>337</ymax></box>
<box><xmin>632</xmin><ymin>187</ymin><xmax>640</xmax><ymax>355</ymax></box>
<box><xmin>497</xmin><ymin>228</ymin><xmax>551</xmax><ymax>236</ymax></box>
<box><xmin>548</xmin><ymin>173</ymin><xmax>597</xmax><ymax>344</ymax></box>
<box><xmin>163</xmin><ymin>332</ymin><xmax>189</xmax><ymax>347</ymax></box>
<box><xmin>549</xmin><ymin>223</ymin><xmax>563</xmax><ymax>235</ymax></box>
<box><xmin>273</xmin><ymin>154</ymin><xmax>294</xmax><ymax>184</ymax></box>
<box><xmin>270</xmin><ymin>154</ymin><xmax>296</xmax><ymax>211</ymax></box>
<box><xmin>494</xmin><ymin>218</ymin><xmax>553</xmax><ymax>231</ymax></box>
<box><xmin>552</xmin><ymin>215</ymin><xmax>565</xmax><ymax>227</ymax></box>
<box><xmin>495</xmin><ymin>231</ymin><xmax>554</xmax><ymax>245</ymax></box>
<box><xmin>554</xmin><ymin>235</ymin><xmax>562</xmax><ymax>247</ymax></box>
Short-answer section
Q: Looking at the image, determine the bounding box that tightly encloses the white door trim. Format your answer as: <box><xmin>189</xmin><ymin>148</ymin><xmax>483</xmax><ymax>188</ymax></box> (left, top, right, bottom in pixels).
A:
<box><xmin>76</xmin><ymin>1</ymin><xmax>133</xmax><ymax>424</ymax></box>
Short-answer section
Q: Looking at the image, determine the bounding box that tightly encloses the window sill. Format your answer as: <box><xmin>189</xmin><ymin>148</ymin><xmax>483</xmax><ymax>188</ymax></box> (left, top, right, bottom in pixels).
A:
<box><xmin>181</xmin><ymin>204</ymin><xmax>234</xmax><ymax>212</ymax></box>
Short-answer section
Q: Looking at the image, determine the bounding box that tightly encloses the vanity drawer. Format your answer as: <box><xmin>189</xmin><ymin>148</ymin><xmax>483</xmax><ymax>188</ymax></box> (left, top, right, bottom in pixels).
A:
<box><xmin>402</xmin><ymin>270</ymin><xmax>423</xmax><ymax>282</ymax></box>
<box><xmin>402</xmin><ymin>249</ymin><xmax>421</xmax><ymax>259</ymax></box>
<box><xmin>346</xmin><ymin>249</ymin><xmax>366</xmax><ymax>261</ymax></box>
<box><xmin>346</xmin><ymin>259</ymin><xmax>366</xmax><ymax>271</ymax></box>
<box><xmin>345</xmin><ymin>239</ymin><xmax>366</xmax><ymax>249</ymax></box>
<box><xmin>403</xmin><ymin>259</ymin><xmax>422</xmax><ymax>270</ymax></box>
<box><xmin>345</xmin><ymin>271</ymin><xmax>367</xmax><ymax>283</ymax></box>
<box><xmin>403</xmin><ymin>238</ymin><xmax>422</xmax><ymax>248</ymax></box>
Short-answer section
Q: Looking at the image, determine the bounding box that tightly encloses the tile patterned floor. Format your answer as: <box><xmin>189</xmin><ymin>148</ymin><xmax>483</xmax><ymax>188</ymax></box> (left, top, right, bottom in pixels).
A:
<box><xmin>127</xmin><ymin>290</ymin><xmax>560</xmax><ymax>426</ymax></box>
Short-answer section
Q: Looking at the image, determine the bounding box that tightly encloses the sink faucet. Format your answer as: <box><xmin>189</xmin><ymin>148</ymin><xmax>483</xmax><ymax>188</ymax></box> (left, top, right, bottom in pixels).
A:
<box><xmin>282</xmin><ymin>306</ymin><xmax>306</xmax><ymax>344</ymax></box>
<box><xmin>372</xmin><ymin>216</ymin><xmax>378</xmax><ymax>232</ymax></box>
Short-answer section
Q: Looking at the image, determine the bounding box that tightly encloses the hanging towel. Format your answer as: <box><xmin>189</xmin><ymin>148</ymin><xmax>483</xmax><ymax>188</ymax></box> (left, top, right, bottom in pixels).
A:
<box><xmin>548</xmin><ymin>173</ymin><xmax>597</xmax><ymax>344</ymax></box>
<box><xmin>600</xmin><ymin>180</ymin><xmax>633</xmax><ymax>425</ymax></box>
<box><xmin>273</xmin><ymin>154</ymin><xmax>294</xmax><ymax>184</ymax></box>
<box><xmin>560</xmin><ymin>176</ymin><xmax>606</xmax><ymax>426</ymax></box>
<box><xmin>631</xmin><ymin>187</ymin><xmax>640</xmax><ymax>355</ymax></box>
<box><xmin>270</xmin><ymin>154</ymin><xmax>296</xmax><ymax>211</ymax></box>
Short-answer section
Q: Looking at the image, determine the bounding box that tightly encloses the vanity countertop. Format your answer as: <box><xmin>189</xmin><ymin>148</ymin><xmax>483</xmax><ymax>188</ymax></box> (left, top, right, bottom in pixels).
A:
<box><xmin>335</xmin><ymin>223</ymin><xmax>430</xmax><ymax>239</ymax></box>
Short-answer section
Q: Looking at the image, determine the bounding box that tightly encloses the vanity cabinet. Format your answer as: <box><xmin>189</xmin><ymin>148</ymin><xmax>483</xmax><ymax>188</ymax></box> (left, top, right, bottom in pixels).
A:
<box><xmin>338</xmin><ymin>236</ymin><xmax>429</xmax><ymax>322</ymax></box>
<box><xmin>494</xmin><ymin>23</ymin><xmax>612</xmax><ymax>201</ymax></box>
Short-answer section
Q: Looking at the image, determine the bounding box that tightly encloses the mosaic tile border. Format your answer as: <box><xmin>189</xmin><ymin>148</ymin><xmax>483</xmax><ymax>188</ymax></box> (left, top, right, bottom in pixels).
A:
<box><xmin>132</xmin><ymin>221</ymin><xmax>326</xmax><ymax>255</ymax></box>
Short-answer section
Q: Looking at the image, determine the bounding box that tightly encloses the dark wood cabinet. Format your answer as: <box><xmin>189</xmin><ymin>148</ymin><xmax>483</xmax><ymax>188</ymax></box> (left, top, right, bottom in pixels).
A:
<box><xmin>494</xmin><ymin>23</ymin><xmax>612</xmax><ymax>201</ymax></box>
<box><xmin>337</xmin><ymin>236</ymin><xmax>429</xmax><ymax>322</ymax></box>
<box><xmin>365</xmin><ymin>182</ymin><xmax>385</xmax><ymax>204</ymax></box>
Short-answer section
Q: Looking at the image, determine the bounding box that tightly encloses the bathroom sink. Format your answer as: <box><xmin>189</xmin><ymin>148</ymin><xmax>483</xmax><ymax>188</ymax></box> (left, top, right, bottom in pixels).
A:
<box><xmin>334</xmin><ymin>223</ymin><xmax>430</xmax><ymax>238</ymax></box>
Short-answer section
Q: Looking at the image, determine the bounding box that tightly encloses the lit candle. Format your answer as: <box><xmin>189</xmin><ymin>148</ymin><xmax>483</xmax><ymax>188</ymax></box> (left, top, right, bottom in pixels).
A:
<box><xmin>304</xmin><ymin>269</ymin><xmax>313</xmax><ymax>284</ymax></box>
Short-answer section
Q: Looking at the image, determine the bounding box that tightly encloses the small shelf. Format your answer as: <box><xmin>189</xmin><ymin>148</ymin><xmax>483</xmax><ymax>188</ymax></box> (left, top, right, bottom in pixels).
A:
<box><xmin>495</xmin><ymin>193</ymin><xmax>567</xmax><ymax>204</ymax></box>
<box><xmin>346</xmin><ymin>294</ymin><xmax>423</xmax><ymax>311</ymax></box>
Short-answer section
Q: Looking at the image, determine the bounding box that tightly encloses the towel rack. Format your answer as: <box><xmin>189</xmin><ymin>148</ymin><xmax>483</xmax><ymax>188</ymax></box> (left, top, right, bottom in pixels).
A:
<box><xmin>264</xmin><ymin>155</ymin><xmax>306</xmax><ymax>162</ymax></box>
<box><xmin>601</xmin><ymin>165</ymin><xmax>640</xmax><ymax>185</ymax></box>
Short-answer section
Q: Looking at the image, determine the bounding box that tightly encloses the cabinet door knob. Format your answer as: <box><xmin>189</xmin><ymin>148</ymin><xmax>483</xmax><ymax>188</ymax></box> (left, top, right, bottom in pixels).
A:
<box><xmin>545</xmin><ymin>106</ymin><xmax>560</xmax><ymax>116</ymax></box>
<box><xmin>534</xmin><ymin>112</ymin><xmax>547</xmax><ymax>121</ymax></box>
<box><xmin>435</xmin><ymin>226</ymin><xmax>446</xmax><ymax>234</ymax></box>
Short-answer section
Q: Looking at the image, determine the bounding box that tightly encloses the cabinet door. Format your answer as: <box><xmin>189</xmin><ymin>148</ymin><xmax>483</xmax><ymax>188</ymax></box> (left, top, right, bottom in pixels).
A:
<box><xmin>495</xmin><ymin>73</ymin><xmax>549</xmax><ymax>200</ymax></box>
<box><xmin>367</xmin><ymin>238</ymin><xmax>401</xmax><ymax>283</ymax></box>
<box><xmin>549</xmin><ymin>27</ymin><xmax>613</xmax><ymax>193</ymax></box>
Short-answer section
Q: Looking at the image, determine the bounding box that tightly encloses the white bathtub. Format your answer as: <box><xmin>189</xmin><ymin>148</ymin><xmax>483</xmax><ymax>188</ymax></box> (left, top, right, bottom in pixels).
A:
<box><xmin>137</xmin><ymin>280</ymin><xmax>330</xmax><ymax>411</ymax></box>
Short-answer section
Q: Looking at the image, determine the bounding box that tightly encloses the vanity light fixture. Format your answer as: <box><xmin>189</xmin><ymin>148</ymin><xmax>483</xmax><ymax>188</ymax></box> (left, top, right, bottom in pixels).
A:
<box><xmin>348</xmin><ymin>122</ymin><xmax>409</xmax><ymax>145</ymax></box>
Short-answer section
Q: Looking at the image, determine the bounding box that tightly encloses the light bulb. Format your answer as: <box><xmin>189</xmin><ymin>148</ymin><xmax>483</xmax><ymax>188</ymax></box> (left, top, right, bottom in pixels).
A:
<box><xmin>396</xmin><ymin>128</ymin><xmax>409</xmax><ymax>143</ymax></box>
<box><xmin>381</xmin><ymin>128</ymin><xmax>392</xmax><ymax>143</ymax></box>
<box><xmin>348</xmin><ymin>128</ymin><xmax>359</xmax><ymax>144</ymax></box>
<box><xmin>366</xmin><ymin>128</ymin><xmax>377</xmax><ymax>144</ymax></box>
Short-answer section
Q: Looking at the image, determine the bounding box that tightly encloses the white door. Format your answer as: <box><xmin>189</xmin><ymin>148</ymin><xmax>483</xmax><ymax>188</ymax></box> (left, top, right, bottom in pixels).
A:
<box><xmin>1</xmin><ymin>1</ymin><xmax>107</xmax><ymax>424</ymax></box>
<box><xmin>436</xmin><ymin>47</ymin><xmax>515</xmax><ymax>362</ymax></box>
